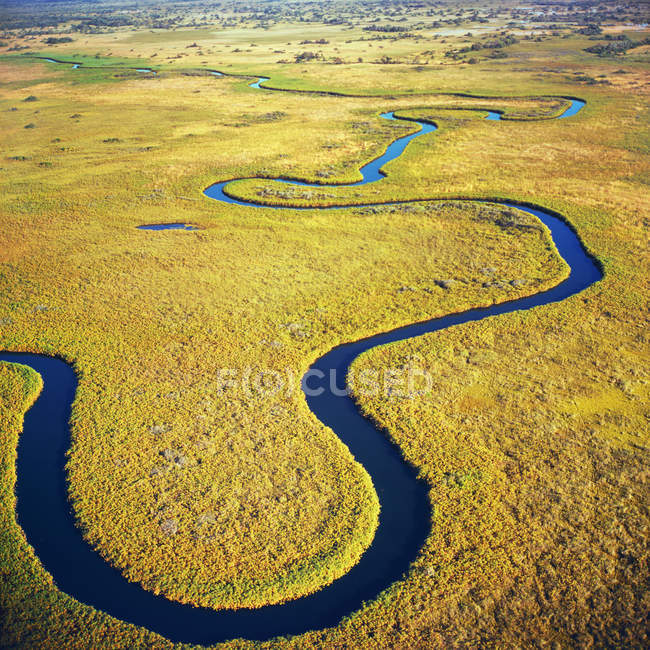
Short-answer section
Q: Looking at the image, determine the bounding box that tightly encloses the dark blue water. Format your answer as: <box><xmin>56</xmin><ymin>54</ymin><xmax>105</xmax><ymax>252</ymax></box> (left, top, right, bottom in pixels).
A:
<box><xmin>2</xmin><ymin>71</ymin><xmax>596</xmax><ymax>645</ymax></box>
<box><xmin>137</xmin><ymin>223</ymin><xmax>198</xmax><ymax>231</ymax></box>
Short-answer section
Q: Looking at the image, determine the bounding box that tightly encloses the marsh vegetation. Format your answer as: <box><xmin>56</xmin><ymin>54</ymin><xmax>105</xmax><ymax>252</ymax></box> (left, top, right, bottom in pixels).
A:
<box><xmin>0</xmin><ymin>0</ymin><xmax>648</xmax><ymax>647</ymax></box>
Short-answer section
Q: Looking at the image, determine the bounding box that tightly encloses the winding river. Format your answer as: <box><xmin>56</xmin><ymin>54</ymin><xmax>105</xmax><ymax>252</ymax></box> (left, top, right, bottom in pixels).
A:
<box><xmin>2</xmin><ymin>62</ymin><xmax>601</xmax><ymax>644</ymax></box>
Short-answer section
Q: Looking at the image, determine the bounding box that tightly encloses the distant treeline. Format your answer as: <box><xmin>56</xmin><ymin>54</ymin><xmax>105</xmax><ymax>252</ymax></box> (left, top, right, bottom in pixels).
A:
<box><xmin>584</xmin><ymin>35</ymin><xmax>650</xmax><ymax>56</ymax></box>
<box><xmin>363</xmin><ymin>25</ymin><xmax>410</xmax><ymax>33</ymax></box>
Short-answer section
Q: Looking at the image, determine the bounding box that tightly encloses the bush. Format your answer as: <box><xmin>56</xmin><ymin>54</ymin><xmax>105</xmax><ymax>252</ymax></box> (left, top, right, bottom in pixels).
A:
<box><xmin>584</xmin><ymin>37</ymin><xmax>649</xmax><ymax>56</ymax></box>
<box><xmin>577</xmin><ymin>24</ymin><xmax>602</xmax><ymax>36</ymax></box>
<box><xmin>44</xmin><ymin>37</ymin><xmax>74</xmax><ymax>45</ymax></box>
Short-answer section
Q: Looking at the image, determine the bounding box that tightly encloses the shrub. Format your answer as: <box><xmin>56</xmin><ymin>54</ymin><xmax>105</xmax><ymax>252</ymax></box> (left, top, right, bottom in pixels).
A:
<box><xmin>44</xmin><ymin>37</ymin><xmax>74</xmax><ymax>45</ymax></box>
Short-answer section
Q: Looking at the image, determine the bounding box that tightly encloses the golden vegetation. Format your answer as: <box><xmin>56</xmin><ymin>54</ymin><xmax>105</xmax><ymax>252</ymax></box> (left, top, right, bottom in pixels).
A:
<box><xmin>0</xmin><ymin>2</ymin><xmax>648</xmax><ymax>647</ymax></box>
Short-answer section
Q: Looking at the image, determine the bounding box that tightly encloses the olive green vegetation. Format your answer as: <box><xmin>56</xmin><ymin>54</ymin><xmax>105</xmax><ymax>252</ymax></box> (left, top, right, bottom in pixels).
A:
<box><xmin>0</xmin><ymin>4</ymin><xmax>648</xmax><ymax>648</ymax></box>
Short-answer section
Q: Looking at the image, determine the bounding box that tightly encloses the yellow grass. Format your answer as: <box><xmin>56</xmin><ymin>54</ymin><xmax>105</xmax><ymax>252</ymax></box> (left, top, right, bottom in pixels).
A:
<box><xmin>0</xmin><ymin>4</ymin><xmax>648</xmax><ymax>646</ymax></box>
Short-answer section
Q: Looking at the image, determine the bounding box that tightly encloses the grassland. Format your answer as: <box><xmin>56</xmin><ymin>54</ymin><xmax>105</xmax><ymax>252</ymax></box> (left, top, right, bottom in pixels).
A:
<box><xmin>1</xmin><ymin>1</ymin><xmax>649</xmax><ymax>647</ymax></box>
